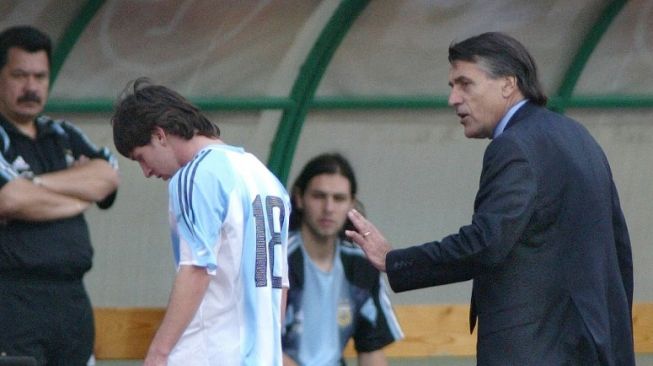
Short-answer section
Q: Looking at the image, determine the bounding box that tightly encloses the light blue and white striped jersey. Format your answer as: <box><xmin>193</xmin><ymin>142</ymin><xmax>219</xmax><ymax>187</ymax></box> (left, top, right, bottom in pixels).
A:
<box><xmin>167</xmin><ymin>144</ymin><xmax>290</xmax><ymax>366</ymax></box>
<box><xmin>283</xmin><ymin>232</ymin><xmax>404</xmax><ymax>365</ymax></box>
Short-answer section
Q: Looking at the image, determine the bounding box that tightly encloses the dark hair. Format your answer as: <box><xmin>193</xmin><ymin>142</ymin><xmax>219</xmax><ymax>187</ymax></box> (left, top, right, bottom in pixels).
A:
<box><xmin>448</xmin><ymin>32</ymin><xmax>547</xmax><ymax>106</ymax></box>
<box><xmin>289</xmin><ymin>153</ymin><xmax>357</xmax><ymax>232</ymax></box>
<box><xmin>0</xmin><ymin>25</ymin><xmax>52</xmax><ymax>70</ymax></box>
<box><xmin>111</xmin><ymin>77</ymin><xmax>220</xmax><ymax>157</ymax></box>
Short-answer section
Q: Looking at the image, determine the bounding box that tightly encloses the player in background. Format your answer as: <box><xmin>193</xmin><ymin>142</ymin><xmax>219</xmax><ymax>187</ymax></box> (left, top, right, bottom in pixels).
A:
<box><xmin>282</xmin><ymin>153</ymin><xmax>403</xmax><ymax>366</ymax></box>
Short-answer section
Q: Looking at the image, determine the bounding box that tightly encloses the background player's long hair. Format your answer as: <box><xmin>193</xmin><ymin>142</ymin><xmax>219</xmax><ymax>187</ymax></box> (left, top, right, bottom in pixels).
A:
<box><xmin>289</xmin><ymin>153</ymin><xmax>360</xmax><ymax>241</ymax></box>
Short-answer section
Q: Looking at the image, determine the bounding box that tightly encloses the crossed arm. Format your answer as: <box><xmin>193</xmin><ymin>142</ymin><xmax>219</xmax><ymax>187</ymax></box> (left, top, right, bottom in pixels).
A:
<box><xmin>0</xmin><ymin>157</ymin><xmax>120</xmax><ymax>221</ymax></box>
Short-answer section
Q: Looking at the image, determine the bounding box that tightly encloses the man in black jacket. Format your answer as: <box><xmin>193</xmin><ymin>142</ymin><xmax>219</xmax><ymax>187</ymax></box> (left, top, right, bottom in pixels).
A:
<box><xmin>0</xmin><ymin>25</ymin><xmax>120</xmax><ymax>365</ymax></box>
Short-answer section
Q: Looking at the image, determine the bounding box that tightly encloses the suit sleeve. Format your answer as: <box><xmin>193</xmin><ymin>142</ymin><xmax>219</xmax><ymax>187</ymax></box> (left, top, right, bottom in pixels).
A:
<box><xmin>610</xmin><ymin>179</ymin><xmax>633</xmax><ymax>309</ymax></box>
<box><xmin>386</xmin><ymin>137</ymin><xmax>538</xmax><ymax>292</ymax></box>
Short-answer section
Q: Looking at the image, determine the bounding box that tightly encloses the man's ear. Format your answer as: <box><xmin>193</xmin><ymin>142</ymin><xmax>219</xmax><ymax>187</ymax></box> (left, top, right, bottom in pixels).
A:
<box><xmin>152</xmin><ymin>126</ymin><xmax>167</xmax><ymax>145</ymax></box>
<box><xmin>502</xmin><ymin>76</ymin><xmax>518</xmax><ymax>98</ymax></box>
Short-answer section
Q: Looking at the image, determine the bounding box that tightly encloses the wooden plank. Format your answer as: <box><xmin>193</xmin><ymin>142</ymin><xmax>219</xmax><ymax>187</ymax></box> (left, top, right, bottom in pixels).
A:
<box><xmin>634</xmin><ymin>303</ymin><xmax>653</xmax><ymax>353</ymax></box>
<box><xmin>93</xmin><ymin>307</ymin><xmax>165</xmax><ymax>360</ymax></box>
<box><xmin>344</xmin><ymin>304</ymin><xmax>476</xmax><ymax>357</ymax></box>
<box><xmin>93</xmin><ymin>303</ymin><xmax>653</xmax><ymax>359</ymax></box>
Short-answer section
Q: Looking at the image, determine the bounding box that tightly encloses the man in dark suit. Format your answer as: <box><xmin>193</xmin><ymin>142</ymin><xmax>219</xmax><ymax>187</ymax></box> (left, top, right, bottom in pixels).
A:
<box><xmin>345</xmin><ymin>32</ymin><xmax>635</xmax><ymax>365</ymax></box>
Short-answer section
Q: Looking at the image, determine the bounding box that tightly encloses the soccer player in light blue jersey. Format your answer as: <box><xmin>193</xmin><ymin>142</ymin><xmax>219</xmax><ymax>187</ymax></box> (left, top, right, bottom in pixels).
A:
<box><xmin>111</xmin><ymin>78</ymin><xmax>290</xmax><ymax>366</ymax></box>
<box><xmin>282</xmin><ymin>153</ymin><xmax>403</xmax><ymax>366</ymax></box>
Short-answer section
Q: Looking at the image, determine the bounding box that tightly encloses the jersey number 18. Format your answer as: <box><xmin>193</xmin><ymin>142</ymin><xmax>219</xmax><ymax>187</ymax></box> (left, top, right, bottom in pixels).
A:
<box><xmin>253</xmin><ymin>195</ymin><xmax>285</xmax><ymax>289</ymax></box>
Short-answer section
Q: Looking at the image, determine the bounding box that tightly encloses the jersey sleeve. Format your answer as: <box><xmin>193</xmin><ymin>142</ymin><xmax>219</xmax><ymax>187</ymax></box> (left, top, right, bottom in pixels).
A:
<box><xmin>0</xmin><ymin>125</ymin><xmax>19</xmax><ymax>189</ymax></box>
<box><xmin>59</xmin><ymin>120</ymin><xmax>119</xmax><ymax>169</ymax></box>
<box><xmin>0</xmin><ymin>153</ymin><xmax>20</xmax><ymax>189</ymax></box>
<box><xmin>58</xmin><ymin>120</ymin><xmax>119</xmax><ymax>209</ymax></box>
<box><xmin>168</xmin><ymin>154</ymin><xmax>232</xmax><ymax>275</ymax></box>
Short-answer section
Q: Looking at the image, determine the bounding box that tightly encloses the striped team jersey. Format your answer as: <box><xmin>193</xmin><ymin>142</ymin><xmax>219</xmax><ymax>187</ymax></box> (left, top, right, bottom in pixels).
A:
<box><xmin>167</xmin><ymin>144</ymin><xmax>290</xmax><ymax>366</ymax></box>
<box><xmin>283</xmin><ymin>232</ymin><xmax>404</xmax><ymax>365</ymax></box>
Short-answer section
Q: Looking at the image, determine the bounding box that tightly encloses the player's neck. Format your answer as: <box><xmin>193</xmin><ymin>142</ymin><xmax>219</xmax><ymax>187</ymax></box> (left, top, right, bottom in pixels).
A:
<box><xmin>301</xmin><ymin>226</ymin><xmax>337</xmax><ymax>272</ymax></box>
<box><xmin>174</xmin><ymin>135</ymin><xmax>223</xmax><ymax>165</ymax></box>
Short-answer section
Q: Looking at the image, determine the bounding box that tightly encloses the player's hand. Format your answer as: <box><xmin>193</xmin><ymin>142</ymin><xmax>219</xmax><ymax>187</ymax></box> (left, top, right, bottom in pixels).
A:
<box><xmin>345</xmin><ymin>209</ymin><xmax>391</xmax><ymax>272</ymax></box>
<box><xmin>143</xmin><ymin>344</ymin><xmax>169</xmax><ymax>366</ymax></box>
<box><xmin>143</xmin><ymin>352</ymin><xmax>167</xmax><ymax>366</ymax></box>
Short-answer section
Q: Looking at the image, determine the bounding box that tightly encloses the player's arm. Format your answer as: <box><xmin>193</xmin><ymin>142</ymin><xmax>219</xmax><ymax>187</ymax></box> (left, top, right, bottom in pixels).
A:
<box><xmin>358</xmin><ymin>350</ymin><xmax>388</xmax><ymax>366</ymax></box>
<box><xmin>0</xmin><ymin>178</ymin><xmax>90</xmax><ymax>221</ymax></box>
<box><xmin>144</xmin><ymin>265</ymin><xmax>211</xmax><ymax>366</ymax></box>
<box><xmin>281</xmin><ymin>286</ymin><xmax>288</xmax><ymax>325</ymax></box>
<box><xmin>280</xmin><ymin>286</ymin><xmax>291</xmax><ymax>365</ymax></box>
<box><xmin>282</xmin><ymin>353</ymin><xmax>299</xmax><ymax>366</ymax></box>
<box><xmin>33</xmin><ymin>157</ymin><xmax>120</xmax><ymax>203</ymax></box>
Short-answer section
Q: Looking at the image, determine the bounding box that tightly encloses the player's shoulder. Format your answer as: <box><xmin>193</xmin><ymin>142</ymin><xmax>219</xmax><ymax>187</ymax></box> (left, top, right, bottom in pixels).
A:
<box><xmin>192</xmin><ymin>145</ymin><xmax>250</xmax><ymax>178</ymax></box>
<box><xmin>287</xmin><ymin>232</ymin><xmax>303</xmax><ymax>255</ymax></box>
<box><xmin>36</xmin><ymin>115</ymin><xmax>76</xmax><ymax>132</ymax></box>
<box><xmin>339</xmin><ymin>242</ymin><xmax>380</xmax><ymax>287</ymax></box>
<box><xmin>339</xmin><ymin>241</ymin><xmax>366</xmax><ymax>258</ymax></box>
<box><xmin>181</xmin><ymin>146</ymin><xmax>235</xmax><ymax>180</ymax></box>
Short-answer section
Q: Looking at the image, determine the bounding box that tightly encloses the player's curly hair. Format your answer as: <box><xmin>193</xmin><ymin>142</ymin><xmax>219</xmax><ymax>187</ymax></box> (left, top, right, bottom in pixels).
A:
<box><xmin>111</xmin><ymin>77</ymin><xmax>220</xmax><ymax>157</ymax></box>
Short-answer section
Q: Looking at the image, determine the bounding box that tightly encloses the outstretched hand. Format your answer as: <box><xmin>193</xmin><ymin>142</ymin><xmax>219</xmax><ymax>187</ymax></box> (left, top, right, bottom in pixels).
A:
<box><xmin>345</xmin><ymin>209</ymin><xmax>392</xmax><ymax>272</ymax></box>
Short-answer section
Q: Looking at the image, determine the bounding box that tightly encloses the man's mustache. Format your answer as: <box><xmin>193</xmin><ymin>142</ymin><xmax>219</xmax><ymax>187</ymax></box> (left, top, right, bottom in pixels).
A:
<box><xmin>17</xmin><ymin>92</ymin><xmax>41</xmax><ymax>104</ymax></box>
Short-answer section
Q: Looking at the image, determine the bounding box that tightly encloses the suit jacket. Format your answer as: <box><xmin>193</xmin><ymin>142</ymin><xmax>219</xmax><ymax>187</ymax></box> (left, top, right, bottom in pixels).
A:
<box><xmin>386</xmin><ymin>102</ymin><xmax>634</xmax><ymax>365</ymax></box>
